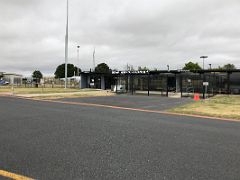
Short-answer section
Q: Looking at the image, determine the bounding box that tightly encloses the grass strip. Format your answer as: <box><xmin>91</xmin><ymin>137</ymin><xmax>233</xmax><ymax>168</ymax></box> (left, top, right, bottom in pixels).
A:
<box><xmin>168</xmin><ymin>95</ymin><xmax>240</xmax><ymax>120</ymax></box>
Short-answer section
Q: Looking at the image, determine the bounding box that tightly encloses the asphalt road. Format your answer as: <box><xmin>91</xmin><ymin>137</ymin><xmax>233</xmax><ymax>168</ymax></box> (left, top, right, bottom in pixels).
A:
<box><xmin>0</xmin><ymin>96</ymin><xmax>240</xmax><ymax>180</ymax></box>
<box><xmin>60</xmin><ymin>94</ymin><xmax>192</xmax><ymax>111</ymax></box>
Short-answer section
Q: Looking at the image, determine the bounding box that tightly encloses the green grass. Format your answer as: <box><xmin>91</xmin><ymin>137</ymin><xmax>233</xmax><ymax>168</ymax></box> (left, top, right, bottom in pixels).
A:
<box><xmin>169</xmin><ymin>95</ymin><xmax>240</xmax><ymax>120</ymax></box>
<box><xmin>0</xmin><ymin>87</ymin><xmax>92</xmax><ymax>94</ymax></box>
<box><xmin>33</xmin><ymin>90</ymin><xmax>114</xmax><ymax>99</ymax></box>
<box><xmin>0</xmin><ymin>87</ymin><xmax>114</xmax><ymax>99</ymax></box>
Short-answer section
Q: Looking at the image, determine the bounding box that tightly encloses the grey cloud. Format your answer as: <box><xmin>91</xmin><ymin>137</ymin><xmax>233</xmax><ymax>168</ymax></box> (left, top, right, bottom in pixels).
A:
<box><xmin>0</xmin><ymin>0</ymin><xmax>240</xmax><ymax>76</ymax></box>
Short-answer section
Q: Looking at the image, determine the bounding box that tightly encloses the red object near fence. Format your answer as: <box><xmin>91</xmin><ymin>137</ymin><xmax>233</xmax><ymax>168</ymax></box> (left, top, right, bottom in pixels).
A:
<box><xmin>194</xmin><ymin>93</ymin><xmax>200</xmax><ymax>101</ymax></box>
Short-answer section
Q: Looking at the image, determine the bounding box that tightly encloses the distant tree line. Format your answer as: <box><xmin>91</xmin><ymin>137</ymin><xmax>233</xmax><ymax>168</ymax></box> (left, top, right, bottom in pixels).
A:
<box><xmin>182</xmin><ymin>61</ymin><xmax>236</xmax><ymax>71</ymax></box>
<box><xmin>31</xmin><ymin>61</ymin><xmax>238</xmax><ymax>80</ymax></box>
<box><xmin>54</xmin><ymin>63</ymin><xmax>80</xmax><ymax>78</ymax></box>
<box><xmin>32</xmin><ymin>70</ymin><xmax>43</xmax><ymax>83</ymax></box>
<box><xmin>183</xmin><ymin>62</ymin><xmax>202</xmax><ymax>70</ymax></box>
<box><xmin>94</xmin><ymin>63</ymin><xmax>111</xmax><ymax>73</ymax></box>
<box><xmin>216</xmin><ymin>64</ymin><xmax>236</xmax><ymax>70</ymax></box>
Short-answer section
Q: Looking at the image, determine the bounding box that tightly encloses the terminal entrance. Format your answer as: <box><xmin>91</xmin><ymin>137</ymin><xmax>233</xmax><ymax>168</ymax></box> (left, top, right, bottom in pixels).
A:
<box><xmin>167</xmin><ymin>76</ymin><xmax>176</xmax><ymax>92</ymax></box>
<box><xmin>89</xmin><ymin>77</ymin><xmax>101</xmax><ymax>89</ymax></box>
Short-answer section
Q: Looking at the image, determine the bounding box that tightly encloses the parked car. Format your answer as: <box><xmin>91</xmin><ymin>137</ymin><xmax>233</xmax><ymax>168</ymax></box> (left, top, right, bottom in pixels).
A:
<box><xmin>0</xmin><ymin>80</ymin><xmax>9</xmax><ymax>85</ymax></box>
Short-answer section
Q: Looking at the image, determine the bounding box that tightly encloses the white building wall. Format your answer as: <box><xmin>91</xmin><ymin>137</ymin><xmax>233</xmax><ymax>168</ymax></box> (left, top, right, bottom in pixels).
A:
<box><xmin>3</xmin><ymin>74</ymin><xmax>22</xmax><ymax>85</ymax></box>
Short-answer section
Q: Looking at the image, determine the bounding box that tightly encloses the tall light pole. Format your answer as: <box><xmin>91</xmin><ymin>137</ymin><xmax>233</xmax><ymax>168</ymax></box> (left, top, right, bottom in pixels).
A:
<box><xmin>64</xmin><ymin>0</ymin><xmax>69</xmax><ymax>89</ymax></box>
<box><xmin>200</xmin><ymin>56</ymin><xmax>208</xmax><ymax>70</ymax></box>
<box><xmin>93</xmin><ymin>47</ymin><xmax>96</xmax><ymax>72</ymax></box>
<box><xmin>77</xmin><ymin>45</ymin><xmax>80</xmax><ymax>76</ymax></box>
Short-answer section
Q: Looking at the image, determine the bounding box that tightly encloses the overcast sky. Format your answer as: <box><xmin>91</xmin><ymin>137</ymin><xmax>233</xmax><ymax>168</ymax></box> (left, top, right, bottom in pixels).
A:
<box><xmin>0</xmin><ymin>0</ymin><xmax>240</xmax><ymax>76</ymax></box>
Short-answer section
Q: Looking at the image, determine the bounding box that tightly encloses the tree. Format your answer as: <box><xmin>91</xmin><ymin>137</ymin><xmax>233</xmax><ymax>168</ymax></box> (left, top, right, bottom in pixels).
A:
<box><xmin>32</xmin><ymin>70</ymin><xmax>43</xmax><ymax>83</ymax></box>
<box><xmin>222</xmin><ymin>64</ymin><xmax>236</xmax><ymax>70</ymax></box>
<box><xmin>125</xmin><ymin>64</ymin><xmax>135</xmax><ymax>71</ymax></box>
<box><xmin>183</xmin><ymin>61</ymin><xmax>202</xmax><ymax>70</ymax></box>
<box><xmin>95</xmin><ymin>63</ymin><xmax>111</xmax><ymax>73</ymax></box>
<box><xmin>54</xmin><ymin>63</ymin><xmax>80</xmax><ymax>78</ymax></box>
<box><xmin>138</xmin><ymin>66</ymin><xmax>149</xmax><ymax>71</ymax></box>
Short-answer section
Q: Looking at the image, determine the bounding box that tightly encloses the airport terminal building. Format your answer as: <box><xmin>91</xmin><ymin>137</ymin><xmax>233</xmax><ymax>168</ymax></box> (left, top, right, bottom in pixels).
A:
<box><xmin>79</xmin><ymin>69</ymin><xmax>240</xmax><ymax>98</ymax></box>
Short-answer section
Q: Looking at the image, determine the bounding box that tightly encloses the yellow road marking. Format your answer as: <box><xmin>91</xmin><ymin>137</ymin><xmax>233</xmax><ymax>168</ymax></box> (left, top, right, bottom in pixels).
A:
<box><xmin>34</xmin><ymin>98</ymin><xmax>240</xmax><ymax>122</ymax></box>
<box><xmin>12</xmin><ymin>96</ymin><xmax>240</xmax><ymax>122</ymax></box>
<box><xmin>0</xmin><ymin>170</ymin><xmax>34</xmax><ymax>180</ymax></box>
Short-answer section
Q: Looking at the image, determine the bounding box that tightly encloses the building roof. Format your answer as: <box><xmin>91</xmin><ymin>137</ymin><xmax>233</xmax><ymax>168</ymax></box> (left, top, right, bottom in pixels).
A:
<box><xmin>81</xmin><ymin>69</ymin><xmax>240</xmax><ymax>76</ymax></box>
<box><xmin>3</xmin><ymin>73</ymin><xmax>23</xmax><ymax>77</ymax></box>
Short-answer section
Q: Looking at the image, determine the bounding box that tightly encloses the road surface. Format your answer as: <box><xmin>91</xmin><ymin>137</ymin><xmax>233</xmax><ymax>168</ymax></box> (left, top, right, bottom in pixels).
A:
<box><xmin>0</xmin><ymin>96</ymin><xmax>239</xmax><ymax>179</ymax></box>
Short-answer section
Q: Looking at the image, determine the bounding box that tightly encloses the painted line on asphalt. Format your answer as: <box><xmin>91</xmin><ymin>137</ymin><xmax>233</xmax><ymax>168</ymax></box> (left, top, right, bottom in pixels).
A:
<box><xmin>27</xmin><ymin>97</ymin><xmax>240</xmax><ymax>123</ymax></box>
<box><xmin>0</xmin><ymin>170</ymin><xmax>34</xmax><ymax>180</ymax></box>
<box><xmin>6</xmin><ymin>95</ymin><xmax>240</xmax><ymax>123</ymax></box>
<box><xmin>53</xmin><ymin>100</ymin><xmax>240</xmax><ymax>122</ymax></box>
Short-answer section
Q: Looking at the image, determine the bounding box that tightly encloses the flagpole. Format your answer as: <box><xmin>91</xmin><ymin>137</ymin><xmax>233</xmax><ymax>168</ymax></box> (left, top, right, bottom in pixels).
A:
<box><xmin>93</xmin><ymin>47</ymin><xmax>95</xmax><ymax>72</ymax></box>
<box><xmin>64</xmin><ymin>0</ymin><xmax>69</xmax><ymax>89</ymax></box>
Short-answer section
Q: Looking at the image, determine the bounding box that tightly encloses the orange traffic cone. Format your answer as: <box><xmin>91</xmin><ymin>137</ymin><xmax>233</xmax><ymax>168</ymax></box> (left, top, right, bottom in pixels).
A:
<box><xmin>194</xmin><ymin>93</ymin><xmax>200</xmax><ymax>101</ymax></box>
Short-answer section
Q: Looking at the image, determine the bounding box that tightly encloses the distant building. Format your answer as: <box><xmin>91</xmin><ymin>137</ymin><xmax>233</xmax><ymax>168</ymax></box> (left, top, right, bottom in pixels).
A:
<box><xmin>2</xmin><ymin>73</ymin><xmax>23</xmax><ymax>85</ymax></box>
<box><xmin>79</xmin><ymin>69</ymin><xmax>240</xmax><ymax>96</ymax></box>
<box><xmin>0</xmin><ymin>72</ymin><xmax>4</xmax><ymax>78</ymax></box>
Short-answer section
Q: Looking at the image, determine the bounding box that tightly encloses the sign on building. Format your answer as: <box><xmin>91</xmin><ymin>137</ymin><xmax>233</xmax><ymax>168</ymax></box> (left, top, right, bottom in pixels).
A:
<box><xmin>203</xmin><ymin>82</ymin><xmax>209</xmax><ymax>86</ymax></box>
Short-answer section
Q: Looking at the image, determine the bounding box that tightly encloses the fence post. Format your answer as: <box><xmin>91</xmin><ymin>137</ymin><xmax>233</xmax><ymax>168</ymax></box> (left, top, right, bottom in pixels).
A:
<box><xmin>227</xmin><ymin>72</ymin><xmax>231</xmax><ymax>94</ymax></box>
<box><xmin>131</xmin><ymin>73</ymin><xmax>134</xmax><ymax>95</ymax></box>
<box><xmin>202</xmin><ymin>73</ymin><xmax>205</xmax><ymax>99</ymax></box>
<box><xmin>166</xmin><ymin>75</ymin><xmax>168</xmax><ymax>97</ymax></box>
<box><xmin>180</xmin><ymin>74</ymin><xmax>183</xmax><ymax>98</ymax></box>
<box><xmin>147</xmin><ymin>73</ymin><xmax>150</xmax><ymax>96</ymax></box>
<box><xmin>116</xmin><ymin>75</ymin><xmax>118</xmax><ymax>94</ymax></box>
<box><xmin>166</xmin><ymin>75</ymin><xmax>169</xmax><ymax>97</ymax></box>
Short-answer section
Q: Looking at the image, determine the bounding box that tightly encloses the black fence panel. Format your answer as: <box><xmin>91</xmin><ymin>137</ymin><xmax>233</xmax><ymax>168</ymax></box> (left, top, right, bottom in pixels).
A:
<box><xmin>110</xmin><ymin>71</ymin><xmax>240</xmax><ymax>97</ymax></box>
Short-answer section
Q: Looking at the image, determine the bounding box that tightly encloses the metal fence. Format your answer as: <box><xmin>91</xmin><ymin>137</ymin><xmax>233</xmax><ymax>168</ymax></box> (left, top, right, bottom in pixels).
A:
<box><xmin>112</xmin><ymin>70</ymin><xmax>240</xmax><ymax>98</ymax></box>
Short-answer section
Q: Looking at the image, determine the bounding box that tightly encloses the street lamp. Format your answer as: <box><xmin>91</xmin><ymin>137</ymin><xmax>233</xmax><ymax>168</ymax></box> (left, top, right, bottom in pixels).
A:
<box><xmin>64</xmin><ymin>0</ymin><xmax>69</xmax><ymax>89</ymax></box>
<box><xmin>200</xmin><ymin>56</ymin><xmax>208</xmax><ymax>70</ymax></box>
<box><xmin>209</xmin><ymin>64</ymin><xmax>212</xmax><ymax>70</ymax></box>
<box><xmin>77</xmin><ymin>45</ymin><xmax>80</xmax><ymax>76</ymax></box>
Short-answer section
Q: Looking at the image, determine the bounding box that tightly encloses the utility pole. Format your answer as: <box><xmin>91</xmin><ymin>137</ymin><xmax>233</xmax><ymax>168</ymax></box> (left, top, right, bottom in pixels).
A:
<box><xmin>64</xmin><ymin>0</ymin><xmax>69</xmax><ymax>89</ymax></box>
<box><xmin>77</xmin><ymin>45</ymin><xmax>80</xmax><ymax>76</ymax></box>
